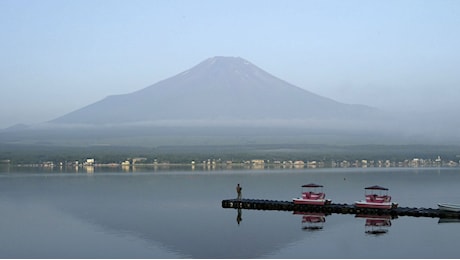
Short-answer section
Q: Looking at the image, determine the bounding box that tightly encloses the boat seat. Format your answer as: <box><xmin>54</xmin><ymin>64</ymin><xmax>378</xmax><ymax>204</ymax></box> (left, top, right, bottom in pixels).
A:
<box><xmin>374</xmin><ymin>195</ymin><xmax>391</xmax><ymax>203</ymax></box>
<box><xmin>366</xmin><ymin>195</ymin><xmax>376</xmax><ymax>202</ymax></box>
<box><xmin>375</xmin><ymin>197</ymin><xmax>385</xmax><ymax>202</ymax></box>
<box><xmin>308</xmin><ymin>192</ymin><xmax>325</xmax><ymax>200</ymax></box>
<box><xmin>302</xmin><ymin>192</ymin><xmax>325</xmax><ymax>200</ymax></box>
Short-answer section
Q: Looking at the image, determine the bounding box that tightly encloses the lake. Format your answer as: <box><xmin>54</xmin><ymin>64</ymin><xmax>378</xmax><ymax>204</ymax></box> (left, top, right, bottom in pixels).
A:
<box><xmin>0</xmin><ymin>166</ymin><xmax>459</xmax><ymax>258</ymax></box>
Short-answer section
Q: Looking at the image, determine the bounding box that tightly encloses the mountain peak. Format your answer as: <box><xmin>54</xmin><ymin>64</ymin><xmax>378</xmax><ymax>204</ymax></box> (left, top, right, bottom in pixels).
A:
<box><xmin>205</xmin><ymin>56</ymin><xmax>246</xmax><ymax>63</ymax></box>
<box><xmin>203</xmin><ymin>56</ymin><xmax>253</xmax><ymax>69</ymax></box>
<box><xmin>187</xmin><ymin>56</ymin><xmax>255</xmax><ymax>75</ymax></box>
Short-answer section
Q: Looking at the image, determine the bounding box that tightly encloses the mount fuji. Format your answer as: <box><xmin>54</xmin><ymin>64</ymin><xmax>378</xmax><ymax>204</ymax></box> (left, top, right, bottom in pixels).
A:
<box><xmin>51</xmin><ymin>56</ymin><xmax>378</xmax><ymax>125</ymax></box>
<box><xmin>2</xmin><ymin>57</ymin><xmax>408</xmax><ymax>147</ymax></box>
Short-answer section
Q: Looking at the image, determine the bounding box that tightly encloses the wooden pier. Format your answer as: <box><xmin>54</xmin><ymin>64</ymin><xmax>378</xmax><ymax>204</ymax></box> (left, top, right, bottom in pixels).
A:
<box><xmin>222</xmin><ymin>199</ymin><xmax>460</xmax><ymax>219</ymax></box>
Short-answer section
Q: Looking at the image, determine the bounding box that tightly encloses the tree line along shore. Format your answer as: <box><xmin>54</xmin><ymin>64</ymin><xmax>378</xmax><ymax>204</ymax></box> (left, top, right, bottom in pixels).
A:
<box><xmin>1</xmin><ymin>143</ymin><xmax>460</xmax><ymax>169</ymax></box>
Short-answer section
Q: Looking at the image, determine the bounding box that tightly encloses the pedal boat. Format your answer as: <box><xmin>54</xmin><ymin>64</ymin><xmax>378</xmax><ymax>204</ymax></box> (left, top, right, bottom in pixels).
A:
<box><xmin>355</xmin><ymin>185</ymin><xmax>397</xmax><ymax>209</ymax></box>
<box><xmin>293</xmin><ymin>183</ymin><xmax>331</xmax><ymax>205</ymax></box>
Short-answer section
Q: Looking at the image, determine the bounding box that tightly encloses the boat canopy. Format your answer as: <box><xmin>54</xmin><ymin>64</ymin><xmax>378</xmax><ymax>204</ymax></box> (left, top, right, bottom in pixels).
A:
<box><xmin>364</xmin><ymin>185</ymin><xmax>388</xmax><ymax>190</ymax></box>
<box><xmin>302</xmin><ymin>183</ymin><xmax>323</xmax><ymax>188</ymax></box>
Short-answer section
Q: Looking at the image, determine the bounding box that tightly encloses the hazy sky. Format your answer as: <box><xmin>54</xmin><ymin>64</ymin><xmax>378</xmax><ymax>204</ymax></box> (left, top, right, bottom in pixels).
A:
<box><xmin>1</xmin><ymin>0</ymin><xmax>459</xmax><ymax>128</ymax></box>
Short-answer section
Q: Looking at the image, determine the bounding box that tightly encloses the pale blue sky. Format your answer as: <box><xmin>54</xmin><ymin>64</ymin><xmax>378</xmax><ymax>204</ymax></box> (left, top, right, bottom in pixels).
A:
<box><xmin>1</xmin><ymin>0</ymin><xmax>459</xmax><ymax>128</ymax></box>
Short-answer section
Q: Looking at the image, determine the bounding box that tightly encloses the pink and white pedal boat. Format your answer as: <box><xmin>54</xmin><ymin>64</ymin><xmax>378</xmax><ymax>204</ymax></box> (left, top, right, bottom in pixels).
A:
<box><xmin>293</xmin><ymin>183</ymin><xmax>331</xmax><ymax>205</ymax></box>
<box><xmin>355</xmin><ymin>185</ymin><xmax>398</xmax><ymax>209</ymax></box>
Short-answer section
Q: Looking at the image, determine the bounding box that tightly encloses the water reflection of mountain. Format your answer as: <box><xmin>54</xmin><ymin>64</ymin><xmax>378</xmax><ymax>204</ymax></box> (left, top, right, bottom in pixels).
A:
<box><xmin>40</xmin><ymin>174</ymin><xmax>306</xmax><ymax>258</ymax></box>
<box><xmin>57</xmin><ymin>202</ymin><xmax>303</xmax><ymax>258</ymax></box>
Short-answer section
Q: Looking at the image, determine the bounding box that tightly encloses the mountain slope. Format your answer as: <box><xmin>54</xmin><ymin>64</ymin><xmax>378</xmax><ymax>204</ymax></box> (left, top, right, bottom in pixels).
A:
<box><xmin>51</xmin><ymin>56</ymin><xmax>377</xmax><ymax>125</ymax></box>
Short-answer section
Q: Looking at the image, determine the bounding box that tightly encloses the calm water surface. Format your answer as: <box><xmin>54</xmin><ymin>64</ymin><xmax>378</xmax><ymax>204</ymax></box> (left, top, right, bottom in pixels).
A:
<box><xmin>0</xmin><ymin>166</ymin><xmax>459</xmax><ymax>258</ymax></box>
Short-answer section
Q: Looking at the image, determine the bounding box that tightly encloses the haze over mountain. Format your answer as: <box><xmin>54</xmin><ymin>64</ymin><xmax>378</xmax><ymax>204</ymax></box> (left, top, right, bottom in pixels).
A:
<box><xmin>2</xmin><ymin>56</ymin><xmax>459</xmax><ymax>146</ymax></box>
<box><xmin>51</xmin><ymin>56</ymin><xmax>379</xmax><ymax>125</ymax></box>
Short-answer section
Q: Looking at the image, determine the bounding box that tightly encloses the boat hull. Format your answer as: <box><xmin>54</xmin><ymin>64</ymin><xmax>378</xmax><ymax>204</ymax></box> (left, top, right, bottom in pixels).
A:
<box><xmin>355</xmin><ymin>201</ymin><xmax>393</xmax><ymax>209</ymax></box>
<box><xmin>293</xmin><ymin>198</ymin><xmax>328</xmax><ymax>205</ymax></box>
<box><xmin>438</xmin><ymin>203</ymin><xmax>460</xmax><ymax>212</ymax></box>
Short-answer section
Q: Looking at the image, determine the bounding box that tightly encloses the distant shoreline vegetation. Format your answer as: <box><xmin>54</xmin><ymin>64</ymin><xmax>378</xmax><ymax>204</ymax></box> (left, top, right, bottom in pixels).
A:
<box><xmin>3</xmin><ymin>158</ymin><xmax>458</xmax><ymax>171</ymax></box>
<box><xmin>1</xmin><ymin>143</ymin><xmax>459</xmax><ymax>169</ymax></box>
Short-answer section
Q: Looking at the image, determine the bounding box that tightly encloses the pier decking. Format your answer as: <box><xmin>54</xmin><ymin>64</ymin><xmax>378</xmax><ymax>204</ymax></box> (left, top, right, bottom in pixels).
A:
<box><xmin>222</xmin><ymin>199</ymin><xmax>460</xmax><ymax>219</ymax></box>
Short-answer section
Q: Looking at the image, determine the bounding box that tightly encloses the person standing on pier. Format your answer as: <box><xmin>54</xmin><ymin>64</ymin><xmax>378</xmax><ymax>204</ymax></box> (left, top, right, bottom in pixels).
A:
<box><xmin>236</xmin><ymin>183</ymin><xmax>242</xmax><ymax>200</ymax></box>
